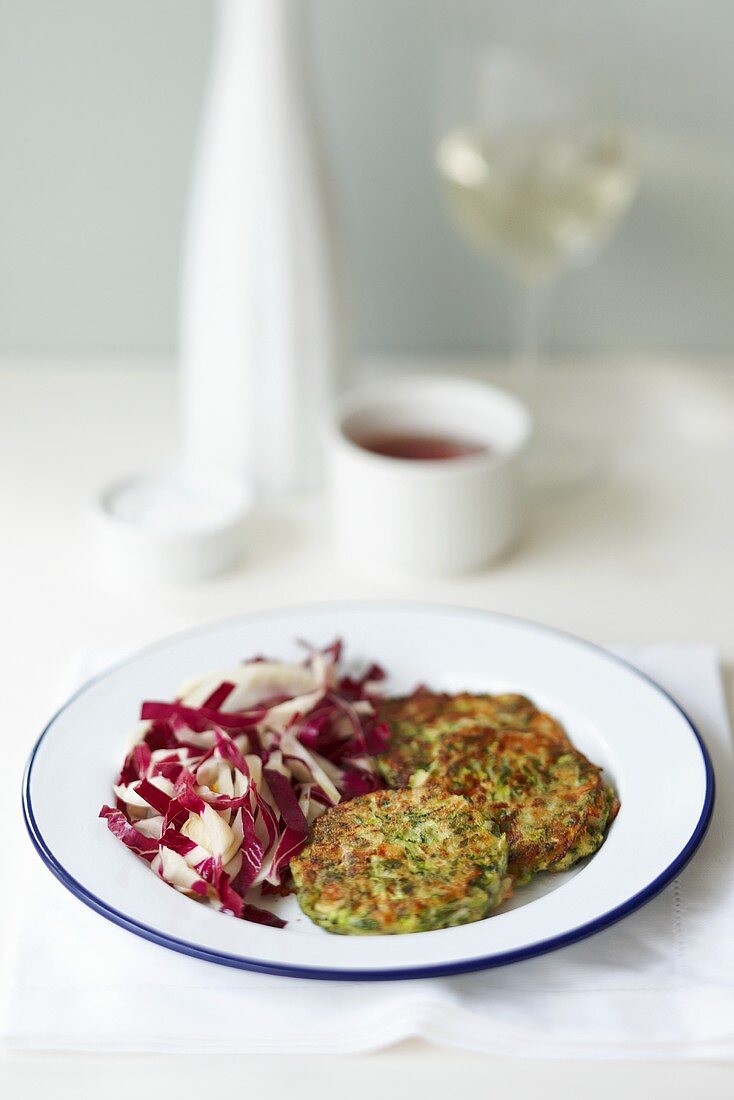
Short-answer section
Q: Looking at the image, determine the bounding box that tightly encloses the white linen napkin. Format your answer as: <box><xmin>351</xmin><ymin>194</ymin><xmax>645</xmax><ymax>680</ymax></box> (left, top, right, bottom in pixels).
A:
<box><xmin>2</xmin><ymin>645</ymin><xmax>732</xmax><ymax>1057</ymax></box>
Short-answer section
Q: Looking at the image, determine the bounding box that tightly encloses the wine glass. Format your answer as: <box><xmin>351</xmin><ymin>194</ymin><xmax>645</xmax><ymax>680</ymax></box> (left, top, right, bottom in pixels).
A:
<box><xmin>435</xmin><ymin>44</ymin><xmax>637</xmax><ymax>488</ymax></box>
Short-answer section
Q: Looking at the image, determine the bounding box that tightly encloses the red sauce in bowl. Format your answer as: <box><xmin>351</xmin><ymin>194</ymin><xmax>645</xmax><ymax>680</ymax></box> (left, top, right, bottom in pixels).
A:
<box><xmin>353</xmin><ymin>431</ymin><xmax>488</xmax><ymax>462</ymax></box>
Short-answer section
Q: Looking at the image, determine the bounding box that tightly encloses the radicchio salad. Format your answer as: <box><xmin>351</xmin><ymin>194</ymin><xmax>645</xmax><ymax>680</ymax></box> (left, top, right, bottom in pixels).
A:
<box><xmin>100</xmin><ymin>641</ymin><xmax>388</xmax><ymax>927</ymax></box>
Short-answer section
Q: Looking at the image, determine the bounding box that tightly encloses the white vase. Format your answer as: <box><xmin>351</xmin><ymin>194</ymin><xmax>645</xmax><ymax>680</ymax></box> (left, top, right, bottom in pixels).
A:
<box><xmin>179</xmin><ymin>0</ymin><xmax>342</xmax><ymax>495</ymax></box>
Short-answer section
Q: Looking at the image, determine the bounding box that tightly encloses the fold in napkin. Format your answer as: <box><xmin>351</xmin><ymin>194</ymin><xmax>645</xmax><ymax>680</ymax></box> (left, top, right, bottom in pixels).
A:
<box><xmin>2</xmin><ymin>646</ymin><xmax>732</xmax><ymax>1057</ymax></box>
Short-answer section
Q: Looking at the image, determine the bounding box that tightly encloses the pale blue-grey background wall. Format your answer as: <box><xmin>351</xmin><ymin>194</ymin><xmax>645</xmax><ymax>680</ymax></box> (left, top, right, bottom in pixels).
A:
<box><xmin>1</xmin><ymin>0</ymin><xmax>733</xmax><ymax>357</ymax></box>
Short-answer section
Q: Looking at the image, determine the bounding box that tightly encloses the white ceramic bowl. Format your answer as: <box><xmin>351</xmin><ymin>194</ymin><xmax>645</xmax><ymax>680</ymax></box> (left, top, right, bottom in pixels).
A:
<box><xmin>326</xmin><ymin>375</ymin><xmax>532</xmax><ymax>575</ymax></box>
<box><xmin>90</xmin><ymin>471</ymin><xmax>252</xmax><ymax>583</ymax></box>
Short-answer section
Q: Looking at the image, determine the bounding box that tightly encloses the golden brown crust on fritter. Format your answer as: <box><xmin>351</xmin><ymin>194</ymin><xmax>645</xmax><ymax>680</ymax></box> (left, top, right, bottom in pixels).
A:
<box><xmin>290</xmin><ymin>786</ymin><xmax>510</xmax><ymax>935</ymax></box>
<box><xmin>376</xmin><ymin>690</ymin><xmax>571</xmax><ymax>788</ymax></box>
<box><xmin>423</xmin><ymin>725</ymin><xmax>615</xmax><ymax>881</ymax></box>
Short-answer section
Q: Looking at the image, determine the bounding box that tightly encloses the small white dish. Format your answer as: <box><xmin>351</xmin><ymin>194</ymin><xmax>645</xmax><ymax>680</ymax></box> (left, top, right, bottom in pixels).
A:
<box><xmin>325</xmin><ymin>375</ymin><xmax>532</xmax><ymax>575</ymax></box>
<box><xmin>23</xmin><ymin>603</ymin><xmax>713</xmax><ymax>981</ymax></box>
<box><xmin>90</xmin><ymin>471</ymin><xmax>252</xmax><ymax>583</ymax></box>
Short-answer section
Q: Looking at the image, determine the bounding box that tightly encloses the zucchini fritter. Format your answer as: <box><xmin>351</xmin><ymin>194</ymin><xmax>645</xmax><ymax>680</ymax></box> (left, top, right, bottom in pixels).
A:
<box><xmin>377</xmin><ymin>690</ymin><xmax>570</xmax><ymax>788</ymax></box>
<box><xmin>421</xmin><ymin>725</ymin><xmax>619</xmax><ymax>882</ymax></box>
<box><xmin>291</xmin><ymin>787</ymin><xmax>510</xmax><ymax>935</ymax></box>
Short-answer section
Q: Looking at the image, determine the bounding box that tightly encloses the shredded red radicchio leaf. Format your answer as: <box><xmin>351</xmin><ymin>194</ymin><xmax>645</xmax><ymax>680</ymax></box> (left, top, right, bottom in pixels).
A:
<box><xmin>100</xmin><ymin>641</ymin><xmax>387</xmax><ymax>928</ymax></box>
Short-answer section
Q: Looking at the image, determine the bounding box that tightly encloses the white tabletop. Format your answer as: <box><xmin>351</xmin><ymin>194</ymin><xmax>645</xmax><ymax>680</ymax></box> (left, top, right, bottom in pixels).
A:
<box><xmin>1</xmin><ymin>357</ymin><xmax>733</xmax><ymax>1095</ymax></box>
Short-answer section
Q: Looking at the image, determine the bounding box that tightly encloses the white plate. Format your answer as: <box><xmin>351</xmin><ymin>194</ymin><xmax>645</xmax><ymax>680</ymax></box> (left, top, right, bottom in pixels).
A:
<box><xmin>23</xmin><ymin>603</ymin><xmax>714</xmax><ymax>981</ymax></box>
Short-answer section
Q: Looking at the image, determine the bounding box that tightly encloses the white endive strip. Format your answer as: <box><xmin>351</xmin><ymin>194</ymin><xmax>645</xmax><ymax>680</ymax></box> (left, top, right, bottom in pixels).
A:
<box><xmin>173</xmin><ymin>728</ymin><xmax>217</xmax><ymax>750</ymax></box>
<box><xmin>133</xmin><ymin>815</ymin><xmax>164</xmax><ymax>840</ymax></box>
<box><xmin>287</xmin><ymin>758</ymin><xmax>315</xmax><ymax>784</ymax></box>
<box><xmin>266</xmin><ymin>688</ymin><xmax>325</xmax><ymax>733</ymax></box>
<box><xmin>149</xmin><ymin>747</ymin><xmax>190</xmax><ymax>765</ymax></box>
<box><xmin>181</xmin><ymin>804</ymin><xmax>240</xmax><ymax>864</ymax></box>
<box><xmin>252</xmin><ymin>798</ymin><xmax>274</xmax><ymax>851</ymax></box>
<box><xmin>252</xmin><ymin>838</ymin><xmax>279</xmax><ymax>887</ymax></box>
<box><xmin>299</xmin><ymin>787</ymin><xmax>327</xmax><ymax>826</ymax></box>
<box><xmin>263</xmin><ymin>748</ymin><xmax>286</xmax><ymax>775</ymax></box>
<box><xmin>244</xmin><ymin>753</ymin><xmax>263</xmax><ymax>787</ymax></box>
<box><xmin>279</xmin><ymin>732</ymin><xmax>341</xmax><ymax>804</ymax></box>
<box><xmin>306</xmin><ymin>800</ymin><xmax>328</xmax><ymax>825</ymax></box>
<box><xmin>309</xmin><ymin>652</ymin><xmax>330</xmax><ymax>687</ymax></box>
<box><xmin>223</xmin><ymin>664</ymin><xmax>319</xmax><ymax>713</ymax></box>
<box><xmin>224</xmin><ymin>849</ymin><xmax>243</xmax><ymax>881</ymax></box>
<box><xmin>126</xmin><ymin>720</ymin><xmax>153</xmax><ymax>749</ymax></box>
<box><xmin>232</xmin><ymin>769</ymin><xmax>251</xmax><ymax>799</ymax></box>
<box><xmin>178</xmin><ymin>662</ymin><xmax>318</xmax><ymax>712</ymax></box>
<box><xmin>196</xmin><ymin>759</ymin><xmax>235</xmax><ymax>798</ymax></box>
<box><xmin>113</xmin><ymin>774</ymin><xmax>174</xmax><ymax>809</ymax></box>
<box><xmin>154</xmin><ymin>848</ymin><xmax>203</xmax><ymax>894</ymax></box>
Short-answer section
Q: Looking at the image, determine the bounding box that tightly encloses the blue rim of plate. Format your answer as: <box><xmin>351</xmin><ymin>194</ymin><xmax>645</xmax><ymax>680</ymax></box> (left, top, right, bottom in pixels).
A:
<box><xmin>22</xmin><ymin>602</ymin><xmax>716</xmax><ymax>982</ymax></box>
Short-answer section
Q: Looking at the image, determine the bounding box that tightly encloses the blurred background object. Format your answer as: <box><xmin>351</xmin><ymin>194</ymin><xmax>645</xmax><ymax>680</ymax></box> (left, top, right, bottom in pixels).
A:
<box><xmin>327</xmin><ymin>375</ymin><xmax>531</xmax><ymax>576</ymax></box>
<box><xmin>180</xmin><ymin>0</ymin><xmax>342</xmax><ymax>495</ymax></box>
<box><xmin>436</xmin><ymin>42</ymin><xmax>636</xmax><ymax>484</ymax></box>
<box><xmin>436</xmin><ymin>47</ymin><xmax>635</xmax><ymax>288</ymax></box>
<box><xmin>2</xmin><ymin>0</ymin><xmax>734</xmax><ymax>361</ymax></box>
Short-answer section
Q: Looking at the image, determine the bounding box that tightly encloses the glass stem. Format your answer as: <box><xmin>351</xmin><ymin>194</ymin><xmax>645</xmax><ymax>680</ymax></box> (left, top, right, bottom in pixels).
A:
<box><xmin>514</xmin><ymin>279</ymin><xmax>550</xmax><ymax>410</ymax></box>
